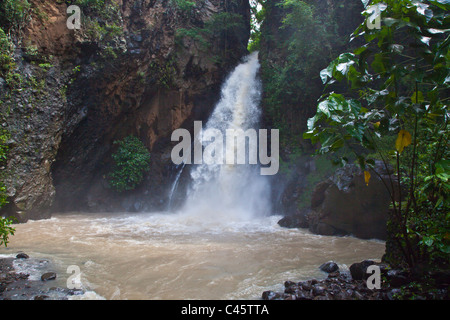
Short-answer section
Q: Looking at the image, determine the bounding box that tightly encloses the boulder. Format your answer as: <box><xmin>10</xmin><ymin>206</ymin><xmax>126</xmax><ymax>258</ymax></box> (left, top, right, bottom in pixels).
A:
<box><xmin>41</xmin><ymin>272</ymin><xmax>57</xmax><ymax>281</ymax></box>
<box><xmin>386</xmin><ymin>269</ymin><xmax>410</xmax><ymax>288</ymax></box>
<box><xmin>319</xmin><ymin>261</ymin><xmax>339</xmax><ymax>273</ymax></box>
<box><xmin>262</xmin><ymin>291</ymin><xmax>283</xmax><ymax>300</ymax></box>
<box><xmin>349</xmin><ymin>260</ymin><xmax>375</xmax><ymax>280</ymax></box>
<box><xmin>312</xmin><ymin>286</ymin><xmax>326</xmax><ymax>296</ymax></box>
<box><xmin>277</xmin><ymin>209</ymin><xmax>310</xmax><ymax>229</ymax></box>
<box><xmin>307</xmin><ymin>161</ymin><xmax>392</xmax><ymax>240</ymax></box>
<box><xmin>16</xmin><ymin>253</ymin><xmax>29</xmax><ymax>259</ymax></box>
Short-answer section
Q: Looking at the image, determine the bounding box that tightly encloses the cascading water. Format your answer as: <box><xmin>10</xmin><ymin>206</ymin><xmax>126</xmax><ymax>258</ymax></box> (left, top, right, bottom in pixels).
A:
<box><xmin>179</xmin><ymin>52</ymin><xmax>271</xmax><ymax>223</ymax></box>
<box><xmin>167</xmin><ymin>162</ymin><xmax>186</xmax><ymax>210</ymax></box>
<box><xmin>0</xmin><ymin>52</ymin><xmax>386</xmax><ymax>300</ymax></box>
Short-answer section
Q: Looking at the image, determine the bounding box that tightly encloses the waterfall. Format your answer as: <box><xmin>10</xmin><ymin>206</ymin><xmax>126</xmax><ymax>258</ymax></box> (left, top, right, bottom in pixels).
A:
<box><xmin>179</xmin><ymin>51</ymin><xmax>271</xmax><ymax>222</ymax></box>
<box><xmin>167</xmin><ymin>162</ymin><xmax>186</xmax><ymax>210</ymax></box>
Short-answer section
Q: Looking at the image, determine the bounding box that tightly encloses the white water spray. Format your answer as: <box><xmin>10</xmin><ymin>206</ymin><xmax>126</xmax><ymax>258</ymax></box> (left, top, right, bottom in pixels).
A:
<box><xmin>178</xmin><ymin>52</ymin><xmax>271</xmax><ymax>222</ymax></box>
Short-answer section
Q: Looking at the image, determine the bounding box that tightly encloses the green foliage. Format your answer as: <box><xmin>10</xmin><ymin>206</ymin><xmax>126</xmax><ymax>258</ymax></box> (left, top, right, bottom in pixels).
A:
<box><xmin>25</xmin><ymin>45</ymin><xmax>39</xmax><ymax>58</ymax></box>
<box><xmin>176</xmin><ymin>27</ymin><xmax>209</xmax><ymax>48</ymax></box>
<box><xmin>108</xmin><ymin>136</ymin><xmax>151</xmax><ymax>192</ymax></box>
<box><xmin>0</xmin><ymin>122</ymin><xmax>14</xmax><ymax>247</ymax></box>
<box><xmin>27</xmin><ymin>75</ymin><xmax>46</xmax><ymax>94</ymax></box>
<box><xmin>247</xmin><ymin>32</ymin><xmax>260</xmax><ymax>52</ymax></box>
<box><xmin>38</xmin><ymin>62</ymin><xmax>53</xmax><ymax>72</ymax></box>
<box><xmin>304</xmin><ymin>0</ymin><xmax>449</xmax><ymax>269</ymax></box>
<box><xmin>171</xmin><ymin>0</ymin><xmax>197</xmax><ymax>14</ymax></box>
<box><xmin>0</xmin><ymin>217</ymin><xmax>15</xmax><ymax>247</ymax></box>
<box><xmin>260</xmin><ymin>0</ymin><xmax>354</xmax><ymax>147</ymax></box>
<box><xmin>101</xmin><ymin>45</ymin><xmax>118</xmax><ymax>59</ymax></box>
<box><xmin>149</xmin><ymin>59</ymin><xmax>176</xmax><ymax>89</ymax></box>
<box><xmin>0</xmin><ymin>0</ymin><xmax>31</xmax><ymax>35</ymax></box>
<box><xmin>5</xmin><ymin>72</ymin><xmax>23</xmax><ymax>90</ymax></box>
<box><xmin>71</xmin><ymin>0</ymin><xmax>124</xmax><ymax>59</ymax></box>
<box><xmin>248</xmin><ymin>0</ymin><xmax>266</xmax><ymax>52</ymax></box>
<box><xmin>0</xmin><ymin>27</ymin><xmax>15</xmax><ymax>79</ymax></box>
<box><xmin>175</xmin><ymin>12</ymin><xmax>246</xmax><ymax>53</ymax></box>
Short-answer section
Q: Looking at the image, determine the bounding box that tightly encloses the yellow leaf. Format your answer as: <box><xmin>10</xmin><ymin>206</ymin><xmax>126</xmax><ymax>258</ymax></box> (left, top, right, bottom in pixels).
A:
<box><xmin>364</xmin><ymin>170</ymin><xmax>371</xmax><ymax>186</ymax></box>
<box><xmin>411</xmin><ymin>91</ymin><xmax>424</xmax><ymax>104</ymax></box>
<box><xmin>395</xmin><ymin>130</ymin><xmax>412</xmax><ymax>153</ymax></box>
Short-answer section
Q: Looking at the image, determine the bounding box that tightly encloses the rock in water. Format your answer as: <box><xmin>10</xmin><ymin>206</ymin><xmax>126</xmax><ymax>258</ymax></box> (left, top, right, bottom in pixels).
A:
<box><xmin>319</xmin><ymin>261</ymin><xmax>339</xmax><ymax>273</ymax></box>
<box><xmin>16</xmin><ymin>253</ymin><xmax>29</xmax><ymax>259</ymax></box>
<box><xmin>277</xmin><ymin>208</ymin><xmax>311</xmax><ymax>229</ymax></box>
<box><xmin>41</xmin><ymin>272</ymin><xmax>57</xmax><ymax>281</ymax></box>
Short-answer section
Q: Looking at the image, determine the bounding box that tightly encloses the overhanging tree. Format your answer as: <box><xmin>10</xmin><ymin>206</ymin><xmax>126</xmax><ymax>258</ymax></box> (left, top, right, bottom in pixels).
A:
<box><xmin>304</xmin><ymin>0</ymin><xmax>449</xmax><ymax>270</ymax></box>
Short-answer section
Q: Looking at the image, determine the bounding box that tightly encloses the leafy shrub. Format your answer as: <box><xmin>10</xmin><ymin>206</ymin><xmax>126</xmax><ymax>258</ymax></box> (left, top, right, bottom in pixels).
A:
<box><xmin>70</xmin><ymin>0</ymin><xmax>124</xmax><ymax>59</ymax></box>
<box><xmin>304</xmin><ymin>0</ymin><xmax>449</xmax><ymax>269</ymax></box>
<box><xmin>0</xmin><ymin>126</ymin><xmax>14</xmax><ymax>247</ymax></box>
<box><xmin>258</xmin><ymin>0</ymin><xmax>363</xmax><ymax>148</ymax></box>
<box><xmin>0</xmin><ymin>216</ymin><xmax>15</xmax><ymax>247</ymax></box>
<box><xmin>0</xmin><ymin>27</ymin><xmax>15</xmax><ymax>78</ymax></box>
<box><xmin>171</xmin><ymin>0</ymin><xmax>197</xmax><ymax>14</ymax></box>
<box><xmin>108</xmin><ymin>136</ymin><xmax>151</xmax><ymax>192</ymax></box>
<box><xmin>0</xmin><ymin>0</ymin><xmax>31</xmax><ymax>34</ymax></box>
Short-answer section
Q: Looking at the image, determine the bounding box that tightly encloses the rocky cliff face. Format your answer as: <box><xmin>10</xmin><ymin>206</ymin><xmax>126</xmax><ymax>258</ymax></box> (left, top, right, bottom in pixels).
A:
<box><xmin>0</xmin><ymin>0</ymin><xmax>250</xmax><ymax>221</ymax></box>
<box><xmin>259</xmin><ymin>0</ymin><xmax>379</xmax><ymax>235</ymax></box>
<box><xmin>307</xmin><ymin>162</ymin><xmax>392</xmax><ymax>240</ymax></box>
<box><xmin>278</xmin><ymin>161</ymin><xmax>393</xmax><ymax>240</ymax></box>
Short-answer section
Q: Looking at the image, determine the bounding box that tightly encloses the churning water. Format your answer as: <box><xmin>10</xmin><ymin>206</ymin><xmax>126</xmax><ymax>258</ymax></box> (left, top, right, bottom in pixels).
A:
<box><xmin>180</xmin><ymin>51</ymin><xmax>270</xmax><ymax>222</ymax></box>
<box><xmin>2</xmin><ymin>212</ymin><xmax>385</xmax><ymax>300</ymax></box>
<box><xmin>0</xmin><ymin>53</ymin><xmax>385</xmax><ymax>299</ymax></box>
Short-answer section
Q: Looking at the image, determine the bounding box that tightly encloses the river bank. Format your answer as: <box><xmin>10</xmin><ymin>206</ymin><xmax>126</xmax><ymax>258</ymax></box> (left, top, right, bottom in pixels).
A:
<box><xmin>262</xmin><ymin>260</ymin><xmax>450</xmax><ymax>300</ymax></box>
<box><xmin>3</xmin><ymin>252</ymin><xmax>449</xmax><ymax>300</ymax></box>
<box><xmin>0</xmin><ymin>253</ymin><xmax>85</xmax><ymax>300</ymax></box>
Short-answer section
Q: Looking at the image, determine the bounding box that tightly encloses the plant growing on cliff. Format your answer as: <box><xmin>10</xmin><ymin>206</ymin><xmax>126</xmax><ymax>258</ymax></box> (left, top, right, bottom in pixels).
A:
<box><xmin>70</xmin><ymin>0</ymin><xmax>124</xmax><ymax>59</ymax></box>
<box><xmin>0</xmin><ymin>0</ymin><xmax>31</xmax><ymax>36</ymax></box>
<box><xmin>259</xmin><ymin>0</ymin><xmax>357</xmax><ymax>147</ymax></box>
<box><xmin>149</xmin><ymin>59</ymin><xmax>177</xmax><ymax>89</ymax></box>
<box><xmin>0</xmin><ymin>27</ymin><xmax>15</xmax><ymax>79</ymax></box>
<box><xmin>0</xmin><ymin>123</ymin><xmax>14</xmax><ymax>247</ymax></box>
<box><xmin>304</xmin><ymin>0</ymin><xmax>449</xmax><ymax>270</ymax></box>
<box><xmin>175</xmin><ymin>12</ymin><xmax>246</xmax><ymax>57</ymax></box>
<box><xmin>171</xmin><ymin>0</ymin><xmax>197</xmax><ymax>15</ymax></box>
<box><xmin>108</xmin><ymin>136</ymin><xmax>151</xmax><ymax>192</ymax></box>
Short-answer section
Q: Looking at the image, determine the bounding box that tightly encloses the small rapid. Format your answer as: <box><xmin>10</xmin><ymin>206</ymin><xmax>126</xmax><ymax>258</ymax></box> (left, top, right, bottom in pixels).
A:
<box><xmin>2</xmin><ymin>212</ymin><xmax>385</xmax><ymax>299</ymax></box>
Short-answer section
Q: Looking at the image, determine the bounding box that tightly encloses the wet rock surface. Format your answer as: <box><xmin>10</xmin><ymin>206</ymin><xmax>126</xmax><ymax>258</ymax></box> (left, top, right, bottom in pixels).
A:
<box><xmin>0</xmin><ymin>254</ymin><xmax>84</xmax><ymax>300</ymax></box>
<box><xmin>319</xmin><ymin>261</ymin><xmax>339</xmax><ymax>273</ymax></box>
<box><xmin>277</xmin><ymin>161</ymin><xmax>393</xmax><ymax>242</ymax></box>
<box><xmin>0</xmin><ymin>0</ymin><xmax>251</xmax><ymax>221</ymax></box>
<box><xmin>306</xmin><ymin>162</ymin><xmax>392</xmax><ymax>240</ymax></box>
<box><xmin>40</xmin><ymin>272</ymin><xmax>57</xmax><ymax>282</ymax></box>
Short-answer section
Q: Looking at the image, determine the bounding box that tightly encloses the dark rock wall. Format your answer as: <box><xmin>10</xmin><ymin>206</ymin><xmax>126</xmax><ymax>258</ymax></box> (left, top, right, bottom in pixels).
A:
<box><xmin>0</xmin><ymin>0</ymin><xmax>250</xmax><ymax>221</ymax></box>
<box><xmin>278</xmin><ymin>161</ymin><xmax>392</xmax><ymax>241</ymax></box>
<box><xmin>307</xmin><ymin>162</ymin><xmax>392</xmax><ymax>240</ymax></box>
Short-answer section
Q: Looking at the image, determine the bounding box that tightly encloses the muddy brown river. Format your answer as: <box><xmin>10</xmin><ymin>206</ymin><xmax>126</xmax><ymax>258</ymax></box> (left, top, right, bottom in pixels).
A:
<box><xmin>0</xmin><ymin>211</ymin><xmax>385</xmax><ymax>300</ymax></box>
